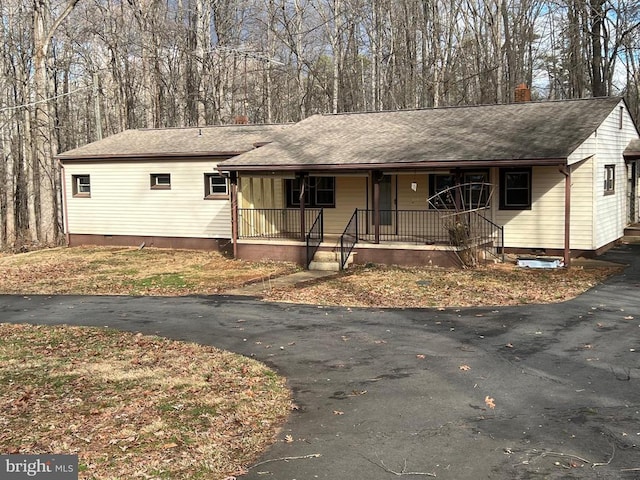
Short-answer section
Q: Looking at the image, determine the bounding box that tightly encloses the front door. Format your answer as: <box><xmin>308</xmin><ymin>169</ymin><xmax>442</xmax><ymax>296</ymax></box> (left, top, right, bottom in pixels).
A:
<box><xmin>380</xmin><ymin>175</ymin><xmax>392</xmax><ymax>226</ymax></box>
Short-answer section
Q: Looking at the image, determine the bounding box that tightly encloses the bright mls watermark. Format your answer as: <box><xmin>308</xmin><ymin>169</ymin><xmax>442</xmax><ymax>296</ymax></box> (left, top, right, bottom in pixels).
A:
<box><xmin>0</xmin><ymin>455</ymin><xmax>78</xmax><ymax>479</ymax></box>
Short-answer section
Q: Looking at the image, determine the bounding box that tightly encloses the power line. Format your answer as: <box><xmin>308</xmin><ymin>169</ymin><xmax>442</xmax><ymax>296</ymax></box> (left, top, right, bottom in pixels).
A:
<box><xmin>0</xmin><ymin>85</ymin><xmax>91</xmax><ymax>114</ymax></box>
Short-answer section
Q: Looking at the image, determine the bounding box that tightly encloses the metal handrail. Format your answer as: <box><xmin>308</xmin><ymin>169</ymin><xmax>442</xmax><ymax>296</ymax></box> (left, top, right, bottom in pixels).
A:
<box><xmin>305</xmin><ymin>209</ymin><xmax>324</xmax><ymax>269</ymax></box>
<box><xmin>339</xmin><ymin>209</ymin><xmax>359</xmax><ymax>270</ymax></box>
<box><xmin>472</xmin><ymin>211</ymin><xmax>505</xmax><ymax>262</ymax></box>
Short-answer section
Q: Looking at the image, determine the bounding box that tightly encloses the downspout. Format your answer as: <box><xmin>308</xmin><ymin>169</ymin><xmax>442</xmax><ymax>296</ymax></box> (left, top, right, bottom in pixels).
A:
<box><xmin>230</xmin><ymin>172</ymin><xmax>238</xmax><ymax>258</ymax></box>
<box><xmin>58</xmin><ymin>160</ymin><xmax>70</xmax><ymax>247</ymax></box>
<box><xmin>559</xmin><ymin>164</ymin><xmax>571</xmax><ymax>267</ymax></box>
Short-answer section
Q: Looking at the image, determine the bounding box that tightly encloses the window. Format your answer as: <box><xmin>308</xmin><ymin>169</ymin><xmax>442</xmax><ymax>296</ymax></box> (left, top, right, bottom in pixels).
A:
<box><xmin>285</xmin><ymin>176</ymin><xmax>335</xmax><ymax>208</ymax></box>
<box><xmin>428</xmin><ymin>171</ymin><xmax>489</xmax><ymax>209</ymax></box>
<box><xmin>429</xmin><ymin>174</ymin><xmax>456</xmax><ymax>209</ymax></box>
<box><xmin>204</xmin><ymin>173</ymin><xmax>229</xmax><ymax>198</ymax></box>
<box><xmin>463</xmin><ymin>172</ymin><xmax>490</xmax><ymax>208</ymax></box>
<box><xmin>72</xmin><ymin>175</ymin><xmax>91</xmax><ymax>197</ymax></box>
<box><xmin>604</xmin><ymin>165</ymin><xmax>615</xmax><ymax>194</ymax></box>
<box><xmin>150</xmin><ymin>173</ymin><xmax>171</xmax><ymax>190</ymax></box>
<box><xmin>499</xmin><ymin>168</ymin><xmax>531</xmax><ymax>210</ymax></box>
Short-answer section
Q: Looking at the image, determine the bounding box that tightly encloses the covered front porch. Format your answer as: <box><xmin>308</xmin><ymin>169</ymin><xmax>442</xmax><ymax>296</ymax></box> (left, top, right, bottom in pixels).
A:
<box><xmin>229</xmin><ymin>170</ymin><xmax>505</xmax><ymax>269</ymax></box>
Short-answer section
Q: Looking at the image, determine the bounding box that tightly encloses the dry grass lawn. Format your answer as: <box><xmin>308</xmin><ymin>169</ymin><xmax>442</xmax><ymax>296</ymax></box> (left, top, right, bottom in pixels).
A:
<box><xmin>0</xmin><ymin>323</ymin><xmax>291</xmax><ymax>479</ymax></box>
<box><xmin>0</xmin><ymin>246</ymin><xmax>624</xmax><ymax>479</ymax></box>
<box><xmin>262</xmin><ymin>262</ymin><xmax>622</xmax><ymax>308</ymax></box>
<box><xmin>0</xmin><ymin>246</ymin><xmax>623</xmax><ymax>307</ymax></box>
<box><xmin>0</xmin><ymin>246</ymin><xmax>299</xmax><ymax>296</ymax></box>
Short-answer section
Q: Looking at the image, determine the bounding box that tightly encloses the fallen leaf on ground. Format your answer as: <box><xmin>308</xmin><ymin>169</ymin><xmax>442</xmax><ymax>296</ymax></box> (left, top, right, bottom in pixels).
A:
<box><xmin>349</xmin><ymin>390</ymin><xmax>367</xmax><ymax>396</ymax></box>
<box><xmin>485</xmin><ymin>396</ymin><xmax>496</xmax><ymax>409</ymax></box>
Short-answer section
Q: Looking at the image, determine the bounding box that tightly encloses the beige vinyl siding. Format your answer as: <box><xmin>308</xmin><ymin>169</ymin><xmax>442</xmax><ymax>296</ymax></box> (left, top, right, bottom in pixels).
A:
<box><xmin>237</xmin><ymin>177</ymin><xmax>285</xmax><ymax>238</ymax></box>
<box><xmin>323</xmin><ymin>176</ymin><xmax>368</xmax><ymax>234</ymax></box>
<box><xmin>496</xmin><ymin>166</ymin><xmax>568</xmax><ymax>250</ymax></box>
<box><xmin>397</xmin><ymin>174</ymin><xmax>429</xmax><ymax>209</ymax></box>
<box><xmin>568</xmin><ymin>158</ymin><xmax>595</xmax><ymax>250</ymax></box>
<box><xmin>239</xmin><ymin>177</ymin><xmax>284</xmax><ymax>209</ymax></box>
<box><xmin>591</xmin><ymin>102</ymin><xmax>639</xmax><ymax>248</ymax></box>
<box><xmin>64</xmin><ymin>160</ymin><xmax>231</xmax><ymax>238</ymax></box>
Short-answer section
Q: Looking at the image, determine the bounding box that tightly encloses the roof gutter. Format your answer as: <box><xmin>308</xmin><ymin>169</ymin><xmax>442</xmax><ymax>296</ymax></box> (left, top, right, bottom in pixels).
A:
<box><xmin>219</xmin><ymin>158</ymin><xmax>569</xmax><ymax>173</ymax></box>
<box><xmin>56</xmin><ymin>151</ymin><xmax>249</xmax><ymax>162</ymax></box>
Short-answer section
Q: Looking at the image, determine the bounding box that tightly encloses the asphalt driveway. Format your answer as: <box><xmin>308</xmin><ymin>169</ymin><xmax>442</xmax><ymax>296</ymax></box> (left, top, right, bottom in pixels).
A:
<box><xmin>1</xmin><ymin>244</ymin><xmax>639</xmax><ymax>479</ymax></box>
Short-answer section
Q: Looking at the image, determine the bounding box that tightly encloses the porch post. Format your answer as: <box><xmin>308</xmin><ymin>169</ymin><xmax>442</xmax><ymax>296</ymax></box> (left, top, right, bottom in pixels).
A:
<box><xmin>299</xmin><ymin>173</ymin><xmax>307</xmax><ymax>242</ymax></box>
<box><xmin>230</xmin><ymin>172</ymin><xmax>239</xmax><ymax>258</ymax></box>
<box><xmin>559</xmin><ymin>164</ymin><xmax>571</xmax><ymax>267</ymax></box>
<box><xmin>372</xmin><ymin>170</ymin><xmax>381</xmax><ymax>244</ymax></box>
<box><xmin>453</xmin><ymin>168</ymin><xmax>463</xmax><ymax>211</ymax></box>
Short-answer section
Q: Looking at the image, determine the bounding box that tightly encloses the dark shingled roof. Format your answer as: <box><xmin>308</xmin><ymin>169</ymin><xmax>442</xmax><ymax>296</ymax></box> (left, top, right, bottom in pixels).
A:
<box><xmin>625</xmin><ymin>139</ymin><xmax>640</xmax><ymax>159</ymax></box>
<box><xmin>57</xmin><ymin>124</ymin><xmax>291</xmax><ymax>160</ymax></box>
<box><xmin>219</xmin><ymin>97</ymin><xmax>624</xmax><ymax>172</ymax></box>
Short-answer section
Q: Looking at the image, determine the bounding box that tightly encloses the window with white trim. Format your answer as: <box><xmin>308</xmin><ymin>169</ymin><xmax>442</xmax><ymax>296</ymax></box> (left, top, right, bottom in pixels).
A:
<box><xmin>204</xmin><ymin>173</ymin><xmax>229</xmax><ymax>198</ymax></box>
<box><xmin>604</xmin><ymin>165</ymin><xmax>615</xmax><ymax>194</ymax></box>
<box><xmin>72</xmin><ymin>175</ymin><xmax>91</xmax><ymax>197</ymax></box>
<box><xmin>150</xmin><ymin>173</ymin><xmax>171</xmax><ymax>190</ymax></box>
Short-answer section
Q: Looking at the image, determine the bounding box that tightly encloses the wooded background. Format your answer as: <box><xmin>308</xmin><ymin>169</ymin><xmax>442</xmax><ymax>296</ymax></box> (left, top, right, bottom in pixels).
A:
<box><xmin>1</xmin><ymin>0</ymin><xmax>639</xmax><ymax>250</ymax></box>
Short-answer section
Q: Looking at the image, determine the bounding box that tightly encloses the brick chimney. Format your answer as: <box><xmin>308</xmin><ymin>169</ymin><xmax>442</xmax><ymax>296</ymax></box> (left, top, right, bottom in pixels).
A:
<box><xmin>514</xmin><ymin>83</ymin><xmax>531</xmax><ymax>103</ymax></box>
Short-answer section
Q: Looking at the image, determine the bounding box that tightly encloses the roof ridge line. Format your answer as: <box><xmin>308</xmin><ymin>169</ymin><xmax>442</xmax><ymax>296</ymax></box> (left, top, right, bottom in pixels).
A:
<box><xmin>319</xmin><ymin>96</ymin><xmax>622</xmax><ymax>118</ymax></box>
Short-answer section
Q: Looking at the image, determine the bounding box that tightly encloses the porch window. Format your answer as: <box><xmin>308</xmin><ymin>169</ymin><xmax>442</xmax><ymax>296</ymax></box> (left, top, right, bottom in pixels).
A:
<box><xmin>150</xmin><ymin>173</ymin><xmax>171</xmax><ymax>190</ymax></box>
<box><xmin>204</xmin><ymin>173</ymin><xmax>229</xmax><ymax>198</ymax></box>
<box><xmin>463</xmin><ymin>172</ymin><xmax>490</xmax><ymax>208</ymax></box>
<box><xmin>604</xmin><ymin>165</ymin><xmax>615</xmax><ymax>194</ymax></box>
<box><xmin>429</xmin><ymin>171</ymin><xmax>489</xmax><ymax>209</ymax></box>
<box><xmin>72</xmin><ymin>175</ymin><xmax>91</xmax><ymax>197</ymax></box>
<box><xmin>429</xmin><ymin>174</ymin><xmax>456</xmax><ymax>209</ymax></box>
<box><xmin>286</xmin><ymin>176</ymin><xmax>335</xmax><ymax>208</ymax></box>
<box><xmin>499</xmin><ymin>168</ymin><xmax>531</xmax><ymax>210</ymax></box>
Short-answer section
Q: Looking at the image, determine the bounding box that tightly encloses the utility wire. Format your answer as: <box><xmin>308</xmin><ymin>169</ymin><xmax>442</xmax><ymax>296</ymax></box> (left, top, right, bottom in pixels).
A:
<box><xmin>0</xmin><ymin>85</ymin><xmax>91</xmax><ymax>113</ymax></box>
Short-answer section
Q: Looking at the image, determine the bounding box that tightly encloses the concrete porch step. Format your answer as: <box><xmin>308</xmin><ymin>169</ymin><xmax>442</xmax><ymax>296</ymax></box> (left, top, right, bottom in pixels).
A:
<box><xmin>308</xmin><ymin>250</ymin><xmax>356</xmax><ymax>271</ymax></box>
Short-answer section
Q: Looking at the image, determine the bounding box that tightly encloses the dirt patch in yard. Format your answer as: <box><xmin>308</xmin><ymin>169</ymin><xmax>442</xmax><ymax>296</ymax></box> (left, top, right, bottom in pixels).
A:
<box><xmin>0</xmin><ymin>246</ymin><xmax>623</xmax><ymax>307</ymax></box>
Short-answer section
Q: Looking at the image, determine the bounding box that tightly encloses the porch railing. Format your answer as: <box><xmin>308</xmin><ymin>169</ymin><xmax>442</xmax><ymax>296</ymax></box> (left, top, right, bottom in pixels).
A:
<box><xmin>339</xmin><ymin>209</ymin><xmax>359</xmax><ymax>270</ymax></box>
<box><xmin>306</xmin><ymin>209</ymin><xmax>324</xmax><ymax>268</ymax></box>
<box><xmin>470</xmin><ymin>211</ymin><xmax>504</xmax><ymax>262</ymax></box>
<box><xmin>338</xmin><ymin>208</ymin><xmax>504</xmax><ymax>266</ymax></box>
<box><xmin>238</xmin><ymin>208</ymin><xmax>322</xmax><ymax>240</ymax></box>
<box><xmin>355</xmin><ymin>209</ymin><xmax>448</xmax><ymax>244</ymax></box>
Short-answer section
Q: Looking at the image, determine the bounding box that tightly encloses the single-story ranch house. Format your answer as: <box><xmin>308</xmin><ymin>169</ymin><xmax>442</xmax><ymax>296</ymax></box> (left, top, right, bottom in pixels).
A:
<box><xmin>58</xmin><ymin>96</ymin><xmax>640</xmax><ymax>269</ymax></box>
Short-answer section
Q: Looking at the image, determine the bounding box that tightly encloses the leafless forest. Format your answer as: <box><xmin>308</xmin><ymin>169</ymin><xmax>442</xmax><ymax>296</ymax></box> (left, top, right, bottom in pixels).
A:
<box><xmin>1</xmin><ymin>0</ymin><xmax>639</xmax><ymax>250</ymax></box>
